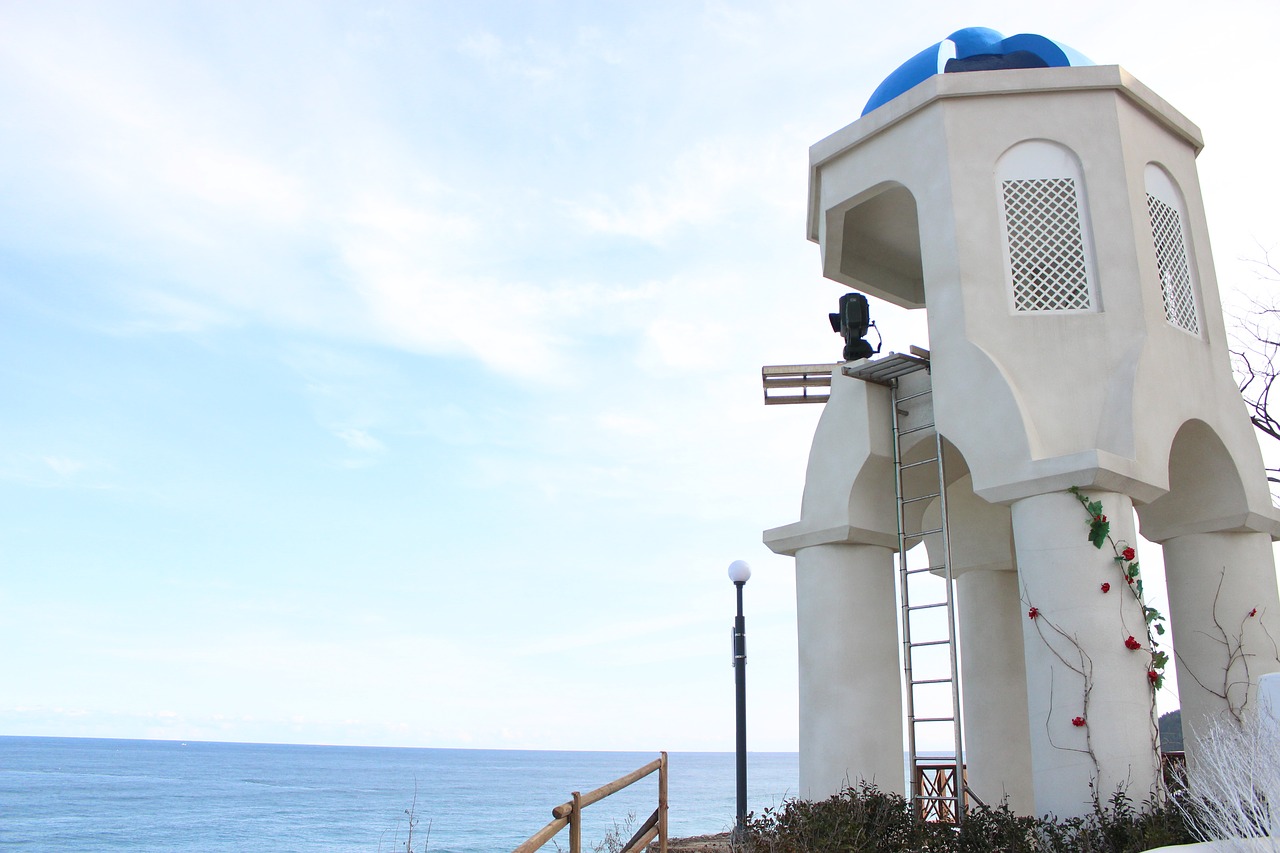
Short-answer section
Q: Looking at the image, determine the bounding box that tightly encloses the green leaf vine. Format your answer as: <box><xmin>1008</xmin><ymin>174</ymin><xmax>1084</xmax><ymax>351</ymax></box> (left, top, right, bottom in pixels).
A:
<box><xmin>1068</xmin><ymin>486</ymin><xmax>1169</xmax><ymax>689</ymax></box>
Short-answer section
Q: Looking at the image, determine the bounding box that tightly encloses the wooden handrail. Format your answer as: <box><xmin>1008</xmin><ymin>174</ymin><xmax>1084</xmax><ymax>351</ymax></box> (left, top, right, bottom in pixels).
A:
<box><xmin>551</xmin><ymin>756</ymin><xmax>663</xmax><ymax>818</ymax></box>
<box><xmin>620</xmin><ymin>809</ymin><xmax>659</xmax><ymax>853</ymax></box>
<box><xmin>513</xmin><ymin>752</ymin><xmax>668</xmax><ymax>853</ymax></box>
<box><xmin>514</xmin><ymin>816</ymin><xmax>570</xmax><ymax>852</ymax></box>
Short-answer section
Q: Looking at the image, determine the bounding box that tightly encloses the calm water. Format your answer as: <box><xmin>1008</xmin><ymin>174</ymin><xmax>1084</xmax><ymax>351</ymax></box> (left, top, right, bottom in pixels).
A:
<box><xmin>0</xmin><ymin>737</ymin><xmax>798</xmax><ymax>851</ymax></box>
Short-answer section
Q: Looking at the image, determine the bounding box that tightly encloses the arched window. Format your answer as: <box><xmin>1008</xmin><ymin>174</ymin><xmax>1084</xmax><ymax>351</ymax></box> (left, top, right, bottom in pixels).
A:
<box><xmin>996</xmin><ymin>140</ymin><xmax>1098</xmax><ymax>313</ymax></box>
<box><xmin>1144</xmin><ymin>164</ymin><xmax>1200</xmax><ymax>336</ymax></box>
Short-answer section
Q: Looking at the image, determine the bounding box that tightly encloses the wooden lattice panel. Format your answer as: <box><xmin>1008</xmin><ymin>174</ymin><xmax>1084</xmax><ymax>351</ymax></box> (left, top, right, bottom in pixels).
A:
<box><xmin>1147</xmin><ymin>193</ymin><xmax>1200</xmax><ymax>335</ymax></box>
<box><xmin>1002</xmin><ymin>177</ymin><xmax>1092</xmax><ymax>312</ymax></box>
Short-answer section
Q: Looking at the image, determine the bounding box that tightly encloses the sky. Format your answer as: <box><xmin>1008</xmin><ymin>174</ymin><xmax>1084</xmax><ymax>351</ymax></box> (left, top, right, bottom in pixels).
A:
<box><xmin>3</xmin><ymin>1</ymin><xmax>1280</xmax><ymax>754</ymax></box>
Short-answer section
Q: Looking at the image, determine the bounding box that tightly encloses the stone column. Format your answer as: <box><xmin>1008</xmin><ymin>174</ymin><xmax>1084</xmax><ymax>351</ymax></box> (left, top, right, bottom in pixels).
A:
<box><xmin>795</xmin><ymin>542</ymin><xmax>904</xmax><ymax>799</ymax></box>
<box><xmin>1162</xmin><ymin>530</ymin><xmax>1280</xmax><ymax>757</ymax></box>
<box><xmin>924</xmin><ymin>474</ymin><xmax>1034</xmax><ymax>813</ymax></box>
<box><xmin>955</xmin><ymin>569</ymin><xmax>1034</xmax><ymax>814</ymax></box>
<box><xmin>1011</xmin><ymin>490</ymin><xmax>1159</xmax><ymax>818</ymax></box>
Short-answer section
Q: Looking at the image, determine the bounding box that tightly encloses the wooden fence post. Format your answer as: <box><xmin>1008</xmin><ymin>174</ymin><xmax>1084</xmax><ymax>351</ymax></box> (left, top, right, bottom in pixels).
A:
<box><xmin>658</xmin><ymin>751</ymin><xmax>669</xmax><ymax>853</ymax></box>
<box><xmin>570</xmin><ymin>791</ymin><xmax>581</xmax><ymax>853</ymax></box>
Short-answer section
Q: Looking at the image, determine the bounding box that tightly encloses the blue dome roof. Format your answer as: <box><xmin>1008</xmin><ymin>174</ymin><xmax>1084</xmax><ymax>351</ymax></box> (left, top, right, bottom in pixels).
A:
<box><xmin>862</xmin><ymin>27</ymin><xmax>1093</xmax><ymax>116</ymax></box>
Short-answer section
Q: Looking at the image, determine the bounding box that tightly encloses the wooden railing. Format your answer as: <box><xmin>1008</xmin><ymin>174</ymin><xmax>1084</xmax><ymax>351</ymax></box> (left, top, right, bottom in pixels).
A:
<box><xmin>1162</xmin><ymin>750</ymin><xmax>1187</xmax><ymax>789</ymax></box>
<box><xmin>513</xmin><ymin>752</ymin><xmax>668</xmax><ymax>853</ymax></box>
<box><xmin>761</xmin><ymin>363</ymin><xmax>839</xmax><ymax>405</ymax></box>
<box><xmin>914</xmin><ymin>760</ymin><xmax>967</xmax><ymax>824</ymax></box>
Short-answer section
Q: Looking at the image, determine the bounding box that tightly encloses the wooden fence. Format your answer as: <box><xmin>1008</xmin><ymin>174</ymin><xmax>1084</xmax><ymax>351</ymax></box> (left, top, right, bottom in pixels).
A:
<box><xmin>513</xmin><ymin>752</ymin><xmax>668</xmax><ymax>853</ymax></box>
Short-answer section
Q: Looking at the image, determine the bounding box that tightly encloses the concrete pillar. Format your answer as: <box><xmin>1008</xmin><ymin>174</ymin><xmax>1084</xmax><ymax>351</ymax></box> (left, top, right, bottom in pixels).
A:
<box><xmin>1162</xmin><ymin>530</ymin><xmax>1280</xmax><ymax>759</ymax></box>
<box><xmin>956</xmin><ymin>569</ymin><xmax>1035</xmax><ymax>814</ymax></box>
<box><xmin>924</xmin><ymin>473</ymin><xmax>1034</xmax><ymax>812</ymax></box>
<box><xmin>1261</xmin><ymin>672</ymin><xmax>1280</xmax><ymax>720</ymax></box>
<box><xmin>795</xmin><ymin>542</ymin><xmax>904</xmax><ymax>798</ymax></box>
<box><xmin>1011</xmin><ymin>490</ymin><xmax>1159</xmax><ymax>817</ymax></box>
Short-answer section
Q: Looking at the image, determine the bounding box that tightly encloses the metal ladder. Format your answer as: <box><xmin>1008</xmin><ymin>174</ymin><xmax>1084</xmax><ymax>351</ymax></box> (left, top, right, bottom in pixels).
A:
<box><xmin>888</xmin><ymin>362</ymin><xmax>966</xmax><ymax>823</ymax></box>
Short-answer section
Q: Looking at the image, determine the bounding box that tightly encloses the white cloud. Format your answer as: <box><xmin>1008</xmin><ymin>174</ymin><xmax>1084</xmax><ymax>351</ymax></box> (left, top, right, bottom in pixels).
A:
<box><xmin>458</xmin><ymin>31</ymin><xmax>503</xmax><ymax>62</ymax></box>
<box><xmin>334</xmin><ymin>428</ymin><xmax>384</xmax><ymax>453</ymax></box>
<box><xmin>564</xmin><ymin>134</ymin><xmax>798</xmax><ymax>242</ymax></box>
<box><xmin>116</xmin><ymin>289</ymin><xmax>235</xmax><ymax>335</ymax></box>
<box><xmin>43</xmin><ymin>456</ymin><xmax>85</xmax><ymax>477</ymax></box>
<box><xmin>455</xmin><ymin>27</ymin><xmax>560</xmax><ymax>82</ymax></box>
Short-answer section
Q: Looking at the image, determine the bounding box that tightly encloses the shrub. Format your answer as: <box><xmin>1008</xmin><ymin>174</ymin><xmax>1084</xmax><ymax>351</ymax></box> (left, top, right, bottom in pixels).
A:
<box><xmin>740</xmin><ymin>783</ymin><xmax>1193</xmax><ymax>853</ymax></box>
<box><xmin>1174</xmin><ymin>708</ymin><xmax>1280</xmax><ymax>846</ymax></box>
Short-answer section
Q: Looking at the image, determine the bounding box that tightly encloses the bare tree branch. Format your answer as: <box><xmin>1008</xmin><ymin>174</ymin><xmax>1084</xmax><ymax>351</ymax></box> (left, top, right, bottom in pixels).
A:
<box><xmin>1230</xmin><ymin>252</ymin><xmax>1280</xmax><ymax>495</ymax></box>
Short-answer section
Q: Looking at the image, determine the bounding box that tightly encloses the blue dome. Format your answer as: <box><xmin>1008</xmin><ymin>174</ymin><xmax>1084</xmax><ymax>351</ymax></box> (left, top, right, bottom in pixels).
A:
<box><xmin>862</xmin><ymin>27</ymin><xmax>1093</xmax><ymax>116</ymax></box>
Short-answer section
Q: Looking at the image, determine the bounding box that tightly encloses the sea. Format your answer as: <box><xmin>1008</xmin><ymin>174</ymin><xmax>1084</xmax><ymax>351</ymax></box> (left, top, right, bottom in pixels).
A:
<box><xmin>0</xmin><ymin>737</ymin><xmax>799</xmax><ymax>852</ymax></box>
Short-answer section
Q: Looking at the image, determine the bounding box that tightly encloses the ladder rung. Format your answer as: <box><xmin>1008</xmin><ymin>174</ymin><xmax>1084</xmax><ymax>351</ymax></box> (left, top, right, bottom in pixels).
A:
<box><xmin>894</xmin><ymin>377</ymin><xmax>964</xmax><ymax>809</ymax></box>
<box><xmin>908</xmin><ymin>602</ymin><xmax>949</xmax><ymax>612</ymax></box>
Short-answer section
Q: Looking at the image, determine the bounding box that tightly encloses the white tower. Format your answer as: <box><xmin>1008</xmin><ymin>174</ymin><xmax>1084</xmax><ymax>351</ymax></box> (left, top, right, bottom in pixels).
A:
<box><xmin>767</xmin><ymin>28</ymin><xmax>1280</xmax><ymax>819</ymax></box>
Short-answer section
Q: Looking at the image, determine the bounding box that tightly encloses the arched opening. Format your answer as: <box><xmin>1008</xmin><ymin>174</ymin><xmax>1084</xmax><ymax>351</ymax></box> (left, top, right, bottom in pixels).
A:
<box><xmin>825</xmin><ymin>182</ymin><xmax>926</xmax><ymax>309</ymax></box>
<box><xmin>1137</xmin><ymin>421</ymin><xmax>1280</xmax><ymax>753</ymax></box>
<box><xmin>1138</xmin><ymin>419</ymin><xmax>1250</xmax><ymax>539</ymax></box>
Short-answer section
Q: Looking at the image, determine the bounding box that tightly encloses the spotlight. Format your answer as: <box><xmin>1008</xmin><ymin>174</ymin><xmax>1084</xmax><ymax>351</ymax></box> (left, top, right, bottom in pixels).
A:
<box><xmin>829</xmin><ymin>292</ymin><xmax>880</xmax><ymax>362</ymax></box>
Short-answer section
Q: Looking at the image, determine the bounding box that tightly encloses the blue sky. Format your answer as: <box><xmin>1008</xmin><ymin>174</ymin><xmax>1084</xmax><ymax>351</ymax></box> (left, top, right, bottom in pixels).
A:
<box><xmin>3</xmin><ymin>1</ymin><xmax>1279</xmax><ymax>752</ymax></box>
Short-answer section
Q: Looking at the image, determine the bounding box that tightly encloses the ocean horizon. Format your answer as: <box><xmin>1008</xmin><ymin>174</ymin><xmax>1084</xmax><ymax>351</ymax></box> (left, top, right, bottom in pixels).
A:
<box><xmin>0</xmin><ymin>735</ymin><xmax>800</xmax><ymax>851</ymax></box>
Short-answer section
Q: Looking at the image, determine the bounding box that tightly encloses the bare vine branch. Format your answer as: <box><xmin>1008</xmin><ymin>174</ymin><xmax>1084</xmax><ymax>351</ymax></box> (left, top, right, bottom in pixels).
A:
<box><xmin>1022</xmin><ymin>582</ymin><xmax>1099</xmax><ymax>773</ymax></box>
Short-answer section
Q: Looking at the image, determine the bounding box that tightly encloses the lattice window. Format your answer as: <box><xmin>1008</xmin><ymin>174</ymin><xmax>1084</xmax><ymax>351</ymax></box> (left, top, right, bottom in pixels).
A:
<box><xmin>1147</xmin><ymin>194</ymin><xmax>1199</xmax><ymax>335</ymax></box>
<box><xmin>1001</xmin><ymin>178</ymin><xmax>1092</xmax><ymax>311</ymax></box>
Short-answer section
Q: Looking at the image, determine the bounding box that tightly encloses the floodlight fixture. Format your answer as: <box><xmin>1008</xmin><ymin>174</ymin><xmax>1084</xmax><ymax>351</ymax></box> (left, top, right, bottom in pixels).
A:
<box><xmin>829</xmin><ymin>291</ymin><xmax>881</xmax><ymax>363</ymax></box>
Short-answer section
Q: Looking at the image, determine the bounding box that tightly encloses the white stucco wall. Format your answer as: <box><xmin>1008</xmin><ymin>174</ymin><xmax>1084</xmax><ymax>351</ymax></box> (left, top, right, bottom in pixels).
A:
<box><xmin>770</xmin><ymin>63</ymin><xmax>1280</xmax><ymax>820</ymax></box>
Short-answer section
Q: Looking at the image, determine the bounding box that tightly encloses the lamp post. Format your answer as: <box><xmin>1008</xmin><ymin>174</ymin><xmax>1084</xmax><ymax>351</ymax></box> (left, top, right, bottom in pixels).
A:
<box><xmin>728</xmin><ymin>559</ymin><xmax>751</xmax><ymax>839</ymax></box>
